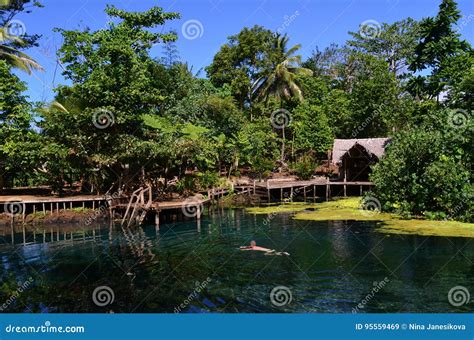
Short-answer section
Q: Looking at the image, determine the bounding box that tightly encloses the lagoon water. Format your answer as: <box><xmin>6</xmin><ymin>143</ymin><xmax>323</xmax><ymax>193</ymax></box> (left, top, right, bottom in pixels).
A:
<box><xmin>0</xmin><ymin>208</ymin><xmax>473</xmax><ymax>313</ymax></box>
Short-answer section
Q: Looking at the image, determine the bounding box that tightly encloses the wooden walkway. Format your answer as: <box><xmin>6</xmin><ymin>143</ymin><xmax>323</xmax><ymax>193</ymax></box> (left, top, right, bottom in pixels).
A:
<box><xmin>0</xmin><ymin>178</ymin><xmax>373</xmax><ymax>227</ymax></box>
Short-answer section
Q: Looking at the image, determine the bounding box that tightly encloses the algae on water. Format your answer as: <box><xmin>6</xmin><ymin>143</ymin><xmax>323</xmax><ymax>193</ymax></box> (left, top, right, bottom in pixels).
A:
<box><xmin>246</xmin><ymin>197</ymin><xmax>474</xmax><ymax>238</ymax></box>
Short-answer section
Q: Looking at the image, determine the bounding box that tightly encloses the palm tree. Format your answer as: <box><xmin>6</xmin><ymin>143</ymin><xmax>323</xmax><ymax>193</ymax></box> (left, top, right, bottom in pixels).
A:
<box><xmin>0</xmin><ymin>19</ymin><xmax>43</xmax><ymax>74</ymax></box>
<box><xmin>252</xmin><ymin>33</ymin><xmax>312</xmax><ymax>163</ymax></box>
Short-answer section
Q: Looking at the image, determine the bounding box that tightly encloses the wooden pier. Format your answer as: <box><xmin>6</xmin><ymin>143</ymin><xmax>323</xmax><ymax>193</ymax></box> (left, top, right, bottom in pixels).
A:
<box><xmin>0</xmin><ymin>177</ymin><xmax>373</xmax><ymax>227</ymax></box>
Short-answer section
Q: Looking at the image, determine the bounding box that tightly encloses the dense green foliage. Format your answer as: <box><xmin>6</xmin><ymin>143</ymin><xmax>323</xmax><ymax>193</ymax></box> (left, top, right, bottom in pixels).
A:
<box><xmin>0</xmin><ymin>0</ymin><xmax>472</xmax><ymax>221</ymax></box>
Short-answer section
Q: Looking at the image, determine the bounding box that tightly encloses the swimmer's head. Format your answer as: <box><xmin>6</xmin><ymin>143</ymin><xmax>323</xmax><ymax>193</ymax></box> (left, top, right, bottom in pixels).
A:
<box><xmin>250</xmin><ymin>240</ymin><xmax>256</xmax><ymax>247</ymax></box>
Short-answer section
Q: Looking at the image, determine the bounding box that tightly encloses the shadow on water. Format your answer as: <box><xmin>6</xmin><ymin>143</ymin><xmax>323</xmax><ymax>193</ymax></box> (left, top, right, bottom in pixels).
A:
<box><xmin>0</xmin><ymin>208</ymin><xmax>473</xmax><ymax>313</ymax></box>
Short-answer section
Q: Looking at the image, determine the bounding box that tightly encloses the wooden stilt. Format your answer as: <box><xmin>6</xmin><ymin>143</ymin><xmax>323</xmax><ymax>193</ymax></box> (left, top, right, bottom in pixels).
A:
<box><xmin>50</xmin><ymin>203</ymin><xmax>53</xmax><ymax>215</ymax></box>
<box><xmin>155</xmin><ymin>211</ymin><xmax>160</xmax><ymax>229</ymax></box>
<box><xmin>280</xmin><ymin>188</ymin><xmax>283</xmax><ymax>201</ymax></box>
<box><xmin>33</xmin><ymin>204</ymin><xmax>36</xmax><ymax>214</ymax></box>
<box><xmin>42</xmin><ymin>203</ymin><xmax>45</xmax><ymax>215</ymax></box>
<box><xmin>360</xmin><ymin>185</ymin><xmax>363</xmax><ymax>196</ymax></box>
<box><xmin>290</xmin><ymin>187</ymin><xmax>293</xmax><ymax>201</ymax></box>
<box><xmin>56</xmin><ymin>203</ymin><xmax>59</xmax><ymax>215</ymax></box>
<box><xmin>70</xmin><ymin>202</ymin><xmax>73</xmax><ymax>209</ymax></box>
<box><xmin>344</xmin><ymin>183</ymin><xmax>347</xmax><ymax>197</ymax></box>
<box><xmin>63</xmin><ymin>202</ymin><xmax>66</xmax><ymax>211</ymax></box>
<box><xmin>313</xmin><ymin>185</ymin><xmax>316</xmax><ymax>200</ymax></box>
<box><xmin>326</xmin><ymin>183</ymin><xmax>329</xmax><ymax>202</ymax></box>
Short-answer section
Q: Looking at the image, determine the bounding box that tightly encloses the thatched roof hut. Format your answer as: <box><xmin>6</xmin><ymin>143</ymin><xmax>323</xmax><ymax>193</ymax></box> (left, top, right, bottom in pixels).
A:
<box><xmin>331</xmin><ymin>138</ymin><xmax>390</xmax><ymax>181</ymax></box>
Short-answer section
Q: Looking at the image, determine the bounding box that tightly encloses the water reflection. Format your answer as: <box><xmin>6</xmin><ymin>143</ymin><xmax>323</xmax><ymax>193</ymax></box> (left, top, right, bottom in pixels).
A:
<box><xmin>0</xmin><ymin>209</ymin><xmax>473</xmax><ymax>313</ymax></box>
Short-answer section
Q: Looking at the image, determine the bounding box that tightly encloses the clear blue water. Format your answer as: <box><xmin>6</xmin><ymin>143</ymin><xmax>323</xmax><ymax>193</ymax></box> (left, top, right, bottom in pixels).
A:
<box><xmin>0</xmin><ymin>208</ymin><xmax>473</xmax><ymax>313</ymax></box>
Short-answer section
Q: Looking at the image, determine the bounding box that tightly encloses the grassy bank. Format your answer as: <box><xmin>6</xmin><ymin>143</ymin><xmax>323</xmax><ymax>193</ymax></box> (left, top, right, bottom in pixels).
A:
<box><xmin>246</xmin><ymin>198</ymin><xmax>474</xmax><ymax>238</ymax></box>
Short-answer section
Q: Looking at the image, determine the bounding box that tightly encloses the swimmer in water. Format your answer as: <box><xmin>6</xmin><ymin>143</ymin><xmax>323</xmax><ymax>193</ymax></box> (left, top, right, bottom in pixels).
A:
<box><xmin>240</xmin><ymin>240</ymin><xmax>289</xmax><ymax>255</ymax></box>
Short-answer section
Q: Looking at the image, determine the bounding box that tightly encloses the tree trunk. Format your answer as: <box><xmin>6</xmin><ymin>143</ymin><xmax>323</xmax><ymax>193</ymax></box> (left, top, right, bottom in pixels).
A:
<box><xmin>280</xmin><ymin>126</ymin><xmax>286</xmax><ymax>171</ymax></box>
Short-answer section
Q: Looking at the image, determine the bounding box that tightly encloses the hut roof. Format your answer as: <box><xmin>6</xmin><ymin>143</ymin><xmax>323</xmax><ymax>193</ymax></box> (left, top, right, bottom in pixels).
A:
<box><xmin>331</xmin><ymin>138</ymin><xmax>390</xmax><ymax>165</ymax></box>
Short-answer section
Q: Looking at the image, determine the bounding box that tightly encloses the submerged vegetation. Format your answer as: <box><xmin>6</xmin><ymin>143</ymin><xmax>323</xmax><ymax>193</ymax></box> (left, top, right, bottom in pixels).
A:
<box><xmin>0</xmin><ymin>0</ymin><xmax>472</xmax><ymax>224</ymax></box>
<box><xmin>247</xmin><ymin>198</ymin><xmax>474</xmax><ymax>238</ymax></box>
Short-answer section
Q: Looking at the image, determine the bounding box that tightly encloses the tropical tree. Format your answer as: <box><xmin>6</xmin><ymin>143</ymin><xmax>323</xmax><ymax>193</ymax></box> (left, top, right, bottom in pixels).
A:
<box><xmin>408</xmin><ymin>0</ymin><xmax>473</xmax><ymax>100</ymax></box>
<box><xmin>0</xmin><ymin>0</ymin><xmax>43</xmax><ymax>73</ymax></box>
<box><xmin>252</xmin><ymin>33</ymin><xmax>312</xmax><ymax>163</ymax></box>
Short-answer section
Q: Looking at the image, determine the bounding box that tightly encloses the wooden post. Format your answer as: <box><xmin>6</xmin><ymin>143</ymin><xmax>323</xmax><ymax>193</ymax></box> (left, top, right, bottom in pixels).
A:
<box><xmin>92</xmin><ymin>200</ymin><xmax>95</xmax><ymax>210</ymax></box>
<box><xmin>50</xmin><ymin>203</ymin><xmax>53</xmax><ymax>215</ymax></box>
<box><xmin>290</xmin><ymin>187</ymin><xmax>294</xmax><ymax>201</ymax></box>
<box><xmin>70</xmin><ymin>202</ymin><xmax>73</xmax><ymax>209</ymax></box>
<box><xmin>326</xmin><ymin>179</ymin><xmax>329</xmax><ymax>202</ymax></box>
<box><xmin>313</xmin><ymin>185</ymin><xmax>316</xmax><ymax>199</ymax></box>
<box><xmin>155</xmin><ymin>211</ymin><xmax>160</xmax><ymax>230</ymax></box>
<box><xmin>33</xmin><ymin>204</ymin><xmax>36</xmax><ymax>214</ymax></box>
<box><xmin>360</xmin><ymin>185</ymin><xmax>363</xmax><ymax>196</ymax></box>
<box><xmin>196</xmin><ymin>205</ymin><xmax>201</xmax><ymax>220</ymax></box>
<box><xmin>63</xmin><ymin>202</ymin><xmax>66</xmax><ymax>211</ymax></box>
<box><xmin>56</xmin><ymin>203</ymin><xmax>59</xmax><ymax>215</ymax></box>
<box><xmin>82</xmin><ymin>201</ymin><xmax>85</xmax><ymax>209</ymax></box>
<box><xmin>280</xmin><ymin>188</ymin><xmax>283</xmax><ymax>201</ymax></box>
<box><xmin>343</xmin><ymin>159</ymin><xmax>347</xmax><ymax>197</ymax></box>
<box><xmin>253</xmin><ymin>180</ymin><xmax>256</xmax><ymax>195</ymax></box>
<box><xmin>42</xmin><ymin>203</ymin><xmax>45</xmax><ymax>215</ymax></box>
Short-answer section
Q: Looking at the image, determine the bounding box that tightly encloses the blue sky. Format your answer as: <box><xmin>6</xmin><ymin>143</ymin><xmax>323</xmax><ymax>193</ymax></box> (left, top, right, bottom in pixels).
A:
<box><xmin>13</xmin><ymin>0</ymin><xmax>474</xmax><ymax>103</ymax></box>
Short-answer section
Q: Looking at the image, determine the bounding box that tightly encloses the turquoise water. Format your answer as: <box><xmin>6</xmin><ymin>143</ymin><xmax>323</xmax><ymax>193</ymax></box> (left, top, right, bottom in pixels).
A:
<box><xmin>0</xmin><ymin>208</ymin><xmax>473</xmax><ymax>313</ymax></box>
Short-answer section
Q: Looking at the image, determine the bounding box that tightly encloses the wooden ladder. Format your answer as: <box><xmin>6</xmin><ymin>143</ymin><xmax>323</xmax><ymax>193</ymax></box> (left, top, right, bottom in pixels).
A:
<box><xmin>121</xmin><ymin>185</ymin><xmax>153</xmax><ymax>227</ymax></box>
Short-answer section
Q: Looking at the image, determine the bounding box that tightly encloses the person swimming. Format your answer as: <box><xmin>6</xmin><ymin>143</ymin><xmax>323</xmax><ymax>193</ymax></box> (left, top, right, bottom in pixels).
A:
<box><xmin>239</xmin><ymin>240</ymin><xmax>289</xmax><ymax>256</ymax></box>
